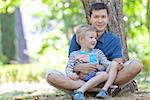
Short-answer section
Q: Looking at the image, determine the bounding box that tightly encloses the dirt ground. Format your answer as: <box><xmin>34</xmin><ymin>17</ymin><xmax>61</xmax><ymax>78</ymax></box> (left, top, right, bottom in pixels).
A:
<box><xmin>0</xmin><ymin>82</ymin><xmax>150</xmax><ymax>100</ymax></box>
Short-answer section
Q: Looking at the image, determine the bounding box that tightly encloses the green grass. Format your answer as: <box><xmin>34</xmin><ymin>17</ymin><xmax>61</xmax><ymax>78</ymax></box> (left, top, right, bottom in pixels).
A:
<box><xmin>135</xmin><ymin>71</ymin><xmax>150</xmax><ymax>91</ymax></box>
<box><xmin>0</xmin><ymin>61</ymin><xmax>150</xmax><ymax>87</ymax></box>
<box><xmin>0</xmin><ymin>48</ymin><xmax>68</xmax><ymax>83</ymax></box>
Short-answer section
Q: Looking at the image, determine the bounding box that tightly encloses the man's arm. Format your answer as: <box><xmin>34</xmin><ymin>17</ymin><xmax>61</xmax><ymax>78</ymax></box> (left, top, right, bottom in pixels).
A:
<box><xmin>113</xmin><ymin>58</ymin><xmax>124</xmax><ymax>63</ymax></box>
<box><xmin>74</xmin><ymin>63</ymin><xmax>97</xmax><ymax>74</ymax></box>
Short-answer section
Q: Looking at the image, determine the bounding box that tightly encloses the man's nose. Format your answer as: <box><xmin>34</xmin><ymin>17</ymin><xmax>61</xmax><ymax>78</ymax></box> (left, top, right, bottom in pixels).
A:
<box><xmin>98</xmin><ymin>17</ymin><xmax>102</xmax><ymax>22</ymax></box>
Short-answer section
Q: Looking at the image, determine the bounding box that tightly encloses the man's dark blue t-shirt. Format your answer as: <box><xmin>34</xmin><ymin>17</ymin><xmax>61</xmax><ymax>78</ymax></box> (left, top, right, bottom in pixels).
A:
<box><xmin>69</xmin><ymin>31</ymin><xmax>123</xmax><ymax>61</ymax></box>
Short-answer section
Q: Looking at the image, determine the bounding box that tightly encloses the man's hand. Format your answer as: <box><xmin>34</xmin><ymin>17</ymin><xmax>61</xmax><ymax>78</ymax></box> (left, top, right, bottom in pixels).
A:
<box><xmin>96</xmin><ymin>64</ymin><xmax>105</xmax><ymax>71</ymax></box>
<box><xmin>69</xmin><ymin>73</ymin><xmax>79</xmax><ymax>80</ymax></box>
<box><xmin>74</xmin><ymin>63</ymin><xmax>97</xmax><ymax>74</ymax></box>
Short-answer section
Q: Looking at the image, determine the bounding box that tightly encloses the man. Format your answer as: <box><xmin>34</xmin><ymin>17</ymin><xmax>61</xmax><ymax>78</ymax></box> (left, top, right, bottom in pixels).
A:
<box><xmin>45</xmin><ymin>3</ymin><xmax>143</xmax><ymax>97</ymax></box>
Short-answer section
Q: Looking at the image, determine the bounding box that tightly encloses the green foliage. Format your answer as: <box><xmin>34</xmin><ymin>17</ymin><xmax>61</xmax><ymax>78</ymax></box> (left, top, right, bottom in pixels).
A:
<box><xmin>124</xmin><ymin>0</ymin><xmax>150</xmax><ymax>61</ymax></box>
<box><xmin>38</xmin><ymin>31</ymin><xmax>68</xmax><ymax>54</ymax></box>
<box><xmin>0</xmin><ymin>0</ymin><xmax>20</xmax><ymax>14</ymax></box>
<box><xmin>35</xmin><ymin>0</ymin><xmax>86</xmax><ymax>36</ymax></box>
<box><xmin>142</xmin><ymin>56</ymin><xmax>150</xmax><ymax>72</ymax></box>
<box><xmin>127</xmin><ymin>33</ymin><xmax>150</xmax><ymax>72</ymax></box>
<box><xmin>123</xmin><ymin>0</ymin><xmax>147</xmax><ymax>37</ymax></box>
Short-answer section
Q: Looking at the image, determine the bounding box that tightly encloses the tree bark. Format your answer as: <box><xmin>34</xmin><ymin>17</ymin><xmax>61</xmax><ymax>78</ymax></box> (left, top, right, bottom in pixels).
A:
<box><xmin>0</xmin><ymin>13</ymin><xmax>16</xmax><ymax>63</ymax></box>
<box><xmin>81</xmin><ymin>0</ymin><xmax>129</xmax><ymax>61</ymax></box>
<box><xmin>146</xmin><ymin>0</ymin><xmax>150</xmax><ymax>44</ymax></box>
<box><xmin>15</xmin><ymin>7</ymin><xmax>29</xmax><ymax>63</ymax></box>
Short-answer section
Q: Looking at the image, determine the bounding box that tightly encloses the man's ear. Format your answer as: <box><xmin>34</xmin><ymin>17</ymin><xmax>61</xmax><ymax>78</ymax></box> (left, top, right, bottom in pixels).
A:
<box><xmin>107</xmin><ymin>14</ymin><xmax>110</xmax><ymax>22</ymax></box>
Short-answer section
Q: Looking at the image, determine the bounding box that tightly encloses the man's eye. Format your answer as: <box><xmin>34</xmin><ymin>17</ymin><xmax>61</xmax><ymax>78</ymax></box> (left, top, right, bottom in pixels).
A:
<box><xmin>102</xmin><ymin>15</ymin><xmax>106</xmax><ymax>18</ymax></box>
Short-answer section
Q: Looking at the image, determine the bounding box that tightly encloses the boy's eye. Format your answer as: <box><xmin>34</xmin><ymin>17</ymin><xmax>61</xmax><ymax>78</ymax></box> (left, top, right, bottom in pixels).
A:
<box><xmin>94</xmin><ymin>16</ymin><xmax>99</xmax><ymax>18</ymax></box>
<box><xmin>90</xmin><ymin>36</ymin><xmax>94</xmax><ymax>39</ymax></box>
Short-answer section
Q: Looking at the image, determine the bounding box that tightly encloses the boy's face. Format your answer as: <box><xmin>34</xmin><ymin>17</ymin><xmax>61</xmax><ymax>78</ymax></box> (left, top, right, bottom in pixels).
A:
<box><xmin>89</xmin><ymin>9</ymin><xmax>108</xmax><ymax>32</ymax></box>
<box><xmin>80</xmin><ymin>31</ymin><xmax>97</xmax><ymax>50</ymax></box>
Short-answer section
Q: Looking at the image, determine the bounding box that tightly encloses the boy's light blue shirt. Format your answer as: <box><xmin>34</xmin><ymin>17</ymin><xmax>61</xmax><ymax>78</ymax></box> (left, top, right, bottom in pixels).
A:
<box><xmin>79</xmin><ymin>50</ymin><xmax>98</xmax><ymax>64</ymax></box>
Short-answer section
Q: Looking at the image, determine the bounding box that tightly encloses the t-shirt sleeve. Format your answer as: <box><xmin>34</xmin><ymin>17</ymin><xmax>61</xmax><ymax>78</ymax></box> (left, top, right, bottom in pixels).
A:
<box><xmin>65</xmin><ymin>52</ymin><xmax>76</xmax><ymax>77</ymax></box>
<box><xmin>68</xmin><ymin>34</ymin><xmax>81</xmax><ymax>56</ymax></box>
<box><xmin>96</xmin><ymin>49</ymin><xmax>110</xmax><ymax>67</ymax></box>
<box><xmin>111</xmin><ymin>37</ymin><xmax>123</xmax><ymax>59</ymax></box>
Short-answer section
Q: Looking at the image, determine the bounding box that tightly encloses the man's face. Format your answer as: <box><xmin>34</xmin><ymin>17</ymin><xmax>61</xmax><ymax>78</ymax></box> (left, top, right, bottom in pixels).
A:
<box><xmin>89</xmin><ymin>9</ymin><xmax>108</xmax><ymax>32</ymax></box>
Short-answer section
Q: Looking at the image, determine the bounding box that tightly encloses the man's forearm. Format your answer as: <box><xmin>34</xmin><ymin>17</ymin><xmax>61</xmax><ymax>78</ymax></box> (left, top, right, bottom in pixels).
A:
<box><xmin>74</xmin><ymin>64</ymin><xmax>81</xmax><ymax>72</ymax></box>
<box><xmin>113</xmin><ymin>58</ymin><xmax>124</xmax><ymax>63</ymax></box>
<box><xmin>74</xmin><ymin>63</ymin><xmax>98</xmax><ymax>74</ymax></box>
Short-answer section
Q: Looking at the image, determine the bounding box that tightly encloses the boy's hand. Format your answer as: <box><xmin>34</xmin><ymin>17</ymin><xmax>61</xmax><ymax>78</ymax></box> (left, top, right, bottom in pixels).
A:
<box><xmin>112</xmin><ymin>60</ymin><xmax>124</xmax><ymax>71</ymax></box>
<box><xmin>118</xmin><ymin>62</ymin><xmax>125</xmax><ymax>70</ymax></box>
<box><xmin>69</xmin><ymin>73</ymin><xmax>79</xmax><ymax>80</ymax></box>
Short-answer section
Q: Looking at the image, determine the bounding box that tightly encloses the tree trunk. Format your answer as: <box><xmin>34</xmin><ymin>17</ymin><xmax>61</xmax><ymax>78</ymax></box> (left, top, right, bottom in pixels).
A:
<box><xmin>15</xmin><ymin>7</ymin><xmax>29</xmax><ymax>64</ymax></box>
<box><xmin>146</xmin><ymin>0</ymin><xmax>150</xmax><ymax>44</ymax></box>
<box><xmin>0</xmin><ymin>13</ymin><xmax>16</xmax><ymax>63</ymax></box>
<box><xmin>81</xmin><ymin>0</ymin><xmax>129</xmax><ymax>61</ymax></box>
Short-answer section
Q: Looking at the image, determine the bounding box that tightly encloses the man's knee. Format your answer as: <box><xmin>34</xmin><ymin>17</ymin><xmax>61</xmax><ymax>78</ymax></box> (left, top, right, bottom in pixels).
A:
<box><xmin>47</xmin><ymin>74</ymin><xmax>57</xmax><ymax>84</ymax></box>
<box><xmin>128</xmin><ymin>59</ymin><xmax>143</xmax><ymax>75</ymax></box>
<box><xmin>45</xmin><ymin>70</ymin><xmax>65</xmax><ymax>84</ymax></box>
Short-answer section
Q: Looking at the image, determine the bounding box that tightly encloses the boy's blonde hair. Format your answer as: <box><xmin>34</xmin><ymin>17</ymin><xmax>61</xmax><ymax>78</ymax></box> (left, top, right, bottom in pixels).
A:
<box><xmin>76</xmin><ymin>24</ymin><xmax>96</xmax><ymax>45</ymax></box>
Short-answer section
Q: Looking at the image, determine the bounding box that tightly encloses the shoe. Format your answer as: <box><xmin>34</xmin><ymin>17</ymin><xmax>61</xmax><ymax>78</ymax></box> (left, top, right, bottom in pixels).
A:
<box><xmin>72</xmin><ymin>91</ymin><xmax>86</xmax><ymax>100</ymax></box>
<box><xmin>96</xmin><ymin>89</ymin><xmax>107</xmax><ymax>99</ymax></box>
<box><xmin>108</xmin><ymin>85</ymin><xmax>121</xmax><ymax>97</ymax></box>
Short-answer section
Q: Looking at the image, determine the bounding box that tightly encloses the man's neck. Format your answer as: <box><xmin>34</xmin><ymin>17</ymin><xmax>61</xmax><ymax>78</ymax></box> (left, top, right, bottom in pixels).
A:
<box><xmin>97</xmin><ymin>30</ymin><xmax>105</xmax><ymax>38</ymax></box>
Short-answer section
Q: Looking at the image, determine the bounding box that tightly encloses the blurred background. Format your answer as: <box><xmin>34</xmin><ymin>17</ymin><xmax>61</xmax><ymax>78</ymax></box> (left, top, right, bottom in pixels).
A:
<box><xmin>0</xmin><ymin>0</ymin><xmax>150</xmax><ymax>98</ymax></box>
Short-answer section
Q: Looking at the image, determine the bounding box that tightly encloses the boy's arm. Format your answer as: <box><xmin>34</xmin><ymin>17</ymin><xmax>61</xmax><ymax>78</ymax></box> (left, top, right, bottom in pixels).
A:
<box><xmin>66</xmin><ymin>52</ymin><xmax>76</xmax><ymax>77</ymax></box>
<box><xmin>96</xmin><ymin>49</ymin><xmax>111</xmax><ymax>68</ymax></box>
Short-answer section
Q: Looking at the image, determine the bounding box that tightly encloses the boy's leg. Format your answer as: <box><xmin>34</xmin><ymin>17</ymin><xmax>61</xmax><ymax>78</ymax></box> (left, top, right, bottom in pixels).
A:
<box><xmin>96</xmin><ymin>62</ymin><xmax>118</xmax><ymax>99</ymax></box>
<box><xmin>102</xmin><ymin>63</ymin><xmax>118</xmax><ymax>91</ymax></box>
<box><xmin>46</xmin><ymin>70</ymin><xmax>85</xmax><ymax>92</ymax></box>
<box><xmin>77</xmin><ymin>71</ymin><xmax>108</xmax><ymax>93</ymax></box>
<box><xmin>114</xmin><ymin>59</ymin><xmax>143</xmax><ymax>85</ymax></box>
